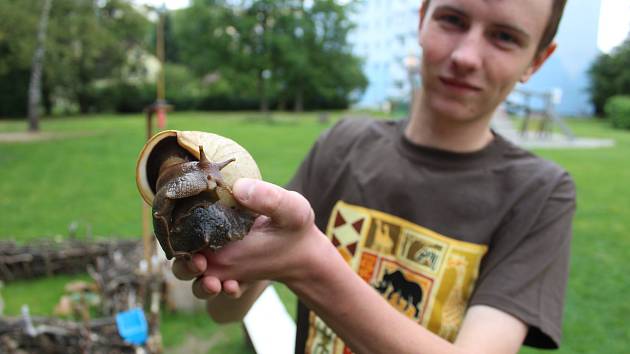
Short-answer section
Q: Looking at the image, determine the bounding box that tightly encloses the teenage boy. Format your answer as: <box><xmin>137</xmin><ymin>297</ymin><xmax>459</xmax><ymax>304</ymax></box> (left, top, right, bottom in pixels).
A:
<box><xmin>173</xmin><ymin>0</ymin><xmax>575</xmax><ymax>353</ymax></box>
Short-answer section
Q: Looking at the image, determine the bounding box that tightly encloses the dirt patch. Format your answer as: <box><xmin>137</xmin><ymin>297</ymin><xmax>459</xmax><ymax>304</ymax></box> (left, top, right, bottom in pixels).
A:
<box><xmin>0</xmin><ymin>131</ymin><xmax>97</xmax><ymax>143</ymax></box>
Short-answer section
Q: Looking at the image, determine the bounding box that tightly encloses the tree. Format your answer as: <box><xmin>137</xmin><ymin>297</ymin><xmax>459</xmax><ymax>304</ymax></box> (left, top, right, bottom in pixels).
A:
<box><xmin>2</xmin><ymin>0</ymin><xmax>366</xmax><ymax>116</ymax></box>
<box><xmin>0</xmin><ymin>0</ymin><xmax>39</xmax><ymax>118</ymax></box>
<box><xmin>45</xmin><ymin>0</ymin><xmax>150</xmax><ymax>113</ymax></box>
<box><xmin>246</xmin><ymin>0</ymin><xmax>367</xmax><ymax>111</ymax></box>
<box><xmin>269</xmin><ymin>0</ymin><xmax>310</xmax><ymax>111</ymax></box>
<box><xmin>27</xmin><ymin>0</ymin><xmax>53</xmax><ymax>132</ymax></box>
<box><xmin>297</xmin><ymin>0</ymin><xmax>367</xmax><ymax>110</ymax></box>
<box><xmin>589</xmin><ymin>38</ymin><xmax>630</xmax><ymax>116</ymax></box>
<box><xmin>162</xmin><ymin>12</ymin><xmax>180</xmax><ymax>63</ymax></box>
<box><xmin>172</xmin><ymin>0</ymin><xmax>255</xmax><ymax>108</ymax></box>
<box><xmin>173</xmin><ymin>0</ymin><xmax>367</xmax><ymax>111</ymax></box>
<box><xmin>148</xmin><ymin>10</ymin><xmax>180</xmax><ymax>64</ymax></box>
<box><xmin>0</xmin><ymin>0</ymin><xmax>150</xmax><ymax>117</ymax></box>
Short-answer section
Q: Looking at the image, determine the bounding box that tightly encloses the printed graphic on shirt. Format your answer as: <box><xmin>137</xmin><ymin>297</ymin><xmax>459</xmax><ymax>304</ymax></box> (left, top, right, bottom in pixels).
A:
<box><xmin>304</xmin><ymin>201</ymin><xmax>488</xmax><ymax>354</ymax></box>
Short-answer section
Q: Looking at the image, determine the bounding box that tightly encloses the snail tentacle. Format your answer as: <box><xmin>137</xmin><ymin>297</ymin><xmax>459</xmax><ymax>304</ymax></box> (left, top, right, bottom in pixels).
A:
<box><xmin>138</xmin><ymin>131</ymin><xmax>261</xmax><ymax>259</ymax></box>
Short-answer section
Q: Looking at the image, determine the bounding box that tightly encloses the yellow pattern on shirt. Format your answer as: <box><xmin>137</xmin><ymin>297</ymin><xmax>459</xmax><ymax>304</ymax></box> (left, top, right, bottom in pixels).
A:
<box><xmin>304</xmin><ymin>201</ymin><xmax>488</xmax><ymax>354</ymax></box>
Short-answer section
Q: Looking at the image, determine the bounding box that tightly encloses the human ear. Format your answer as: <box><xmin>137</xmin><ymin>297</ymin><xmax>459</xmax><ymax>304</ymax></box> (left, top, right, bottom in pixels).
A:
<box><xmin>519</xmin><ymin>42</ymin><xmax>557</xmax><ymax>83</ymax></box>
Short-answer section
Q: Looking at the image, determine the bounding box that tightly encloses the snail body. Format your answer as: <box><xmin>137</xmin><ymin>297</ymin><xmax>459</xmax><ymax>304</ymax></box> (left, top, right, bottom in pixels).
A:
<box><xmin>136</xmin><ymin>130</ymin><xmax>261</xmax><ymax>259</ymax></box>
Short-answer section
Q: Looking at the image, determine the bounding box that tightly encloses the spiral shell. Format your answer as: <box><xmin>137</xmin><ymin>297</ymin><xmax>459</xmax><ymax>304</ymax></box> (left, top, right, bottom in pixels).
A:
<box><xmin>136</xmin><ymin>130</ymin><xmax>262</xmax><ymax>259</ymax></box>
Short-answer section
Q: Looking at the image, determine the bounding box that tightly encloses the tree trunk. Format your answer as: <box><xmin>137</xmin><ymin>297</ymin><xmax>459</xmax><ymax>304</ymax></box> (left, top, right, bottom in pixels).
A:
<box><xmin>277</xmin><ymin>94</ymin><xmax>286</xmax><ymax>111</ymax></box>
<box><xmin>42</xmin><ymin>75</ymin><xmax>53</xmax><ymax>116</ymax></box>
<box><xmin>258</xmin><ymin>71</ymin><xmax>269</xmax><ymax>113</ymax></box>
<box><xmin>294</xmin><ymin>87</ymin><xmax>304</xmax><ymax>112</ymax></box>
<box><xmin>256</xmin><ymin>6</ymin><xmax>270</xmax><ymax>114</ymax></box>
<box><xmin>78</xmin><ymin>92</ymin><xmax>91</xmax><ymax>114</ymax></box>
<box><xmin>27</xmin><ymin>0</ymin><xmax>53</xmax><ymax>132</ymax></box>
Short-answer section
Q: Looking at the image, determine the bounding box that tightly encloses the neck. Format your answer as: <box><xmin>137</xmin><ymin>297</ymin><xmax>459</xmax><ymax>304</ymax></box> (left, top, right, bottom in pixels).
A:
<box><xmin>404</xmin><ymin>90</ymin><xmax>494</xmax><ymax>153</ymax></box>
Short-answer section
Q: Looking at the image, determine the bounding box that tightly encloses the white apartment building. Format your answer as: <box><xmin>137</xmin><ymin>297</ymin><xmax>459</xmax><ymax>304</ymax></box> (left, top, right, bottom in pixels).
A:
<box><xmin>348</xmin><ymin>0</ymin><xmax>603</xmax><ymax>116</ymax></box>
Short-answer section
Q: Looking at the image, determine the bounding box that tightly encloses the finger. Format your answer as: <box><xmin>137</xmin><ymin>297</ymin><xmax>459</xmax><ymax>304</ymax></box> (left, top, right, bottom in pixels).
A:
<box><xmin>192</xmin><ymin>275</ymin><xmax>221</xmax><ymax>300</ymax></box>
<box><xmin>233</xmin><ymin>178</ymin><xmax>314</xmax><ymax>229</ymax></box>
<box><xmin>172</xmin><ymin>254</ymin><xmax>206</xmax><ymax>281</ymax></box>
<box><xmin>222</xmin><ymin>280</ymin><xmax>243</xmax><ymax>298</ymax></box>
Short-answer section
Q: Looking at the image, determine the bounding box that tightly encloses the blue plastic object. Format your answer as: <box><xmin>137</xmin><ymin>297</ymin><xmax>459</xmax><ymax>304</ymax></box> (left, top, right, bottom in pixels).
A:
<box><xmin>115</xmin><ymin>308</ymin><xmax>148</xmax><ymax>345</ymax></box>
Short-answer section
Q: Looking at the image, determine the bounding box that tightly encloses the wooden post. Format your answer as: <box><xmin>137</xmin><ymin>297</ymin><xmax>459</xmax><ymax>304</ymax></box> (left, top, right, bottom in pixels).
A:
<box><xmin>140</xmin><ymin>10</ymin><xmax>173</xmax><ymax>348</ymax></box>
<box><xmin>142</xmin><ymin>5</ymin><xmax>171</xmax><ymax>276</ymax></box>
<box><xmin>142</xmin><ymin>206</ymin><xmax>153</xmax><ymax>274</ymax></box>
<box><xmin>143</xmin><ymin>104</ymin><xmax>155</xmax><ymax>276</ymax></box>
<box><xmin>142</xmin><ymin>101</ymin><xmax>172</xmax><ymax>275</ymax></box>
<box><xmin>157</xmin><ymin>12</ymin><xmax>165</xmax><ymax>103</ymax></box>
<box><xmin>156</xmin><ymin>9</ymin><xmax>167</xmax><ymax>130</ymax></box>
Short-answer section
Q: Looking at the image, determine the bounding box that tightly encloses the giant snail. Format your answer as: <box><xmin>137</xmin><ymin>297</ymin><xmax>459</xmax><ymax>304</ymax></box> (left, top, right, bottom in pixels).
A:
<box><xmin>136</xmin><ymin>130</ymin><xmax>261</xmax><ymax>260</ymax></box>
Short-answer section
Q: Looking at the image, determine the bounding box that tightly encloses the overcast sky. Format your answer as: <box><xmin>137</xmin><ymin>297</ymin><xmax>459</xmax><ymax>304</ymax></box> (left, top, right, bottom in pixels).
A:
<box><xmin>134</xmin><ymin>0</ymin><xmax>189</xmax><ymax>10</ymax></box>
<box><xmin>133</xmin><ymin>0</ymin><xmax>630</xmax><ymax>54</ymax></box>
<box><xmin>598</xmin><ymin>0</ymin><xmax>630</xmax><ymax>53</ymax></box>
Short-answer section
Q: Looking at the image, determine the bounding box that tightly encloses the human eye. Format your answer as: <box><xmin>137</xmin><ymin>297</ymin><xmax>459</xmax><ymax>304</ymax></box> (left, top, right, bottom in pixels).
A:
<box><xmin>491</xmin><ymin>30</ymin><xmax>522</xmax><ymax>49</ymax></box>
<box><xmin>436</xmin><ymin>12</ymin><xmax>467</xmax><ymax>30</ymax></box>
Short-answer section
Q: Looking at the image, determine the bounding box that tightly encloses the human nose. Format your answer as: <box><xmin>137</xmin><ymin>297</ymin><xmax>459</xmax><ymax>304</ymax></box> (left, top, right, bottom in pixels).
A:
<box><xmin>450</xmin><ymin>29</ymin><xmax>483</xmax><ymax>75</ymax></box>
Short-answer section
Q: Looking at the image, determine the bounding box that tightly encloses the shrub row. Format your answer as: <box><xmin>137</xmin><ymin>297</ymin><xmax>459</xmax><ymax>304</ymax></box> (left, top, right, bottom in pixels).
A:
<box><xmin>604</xmin><ymin>95</ymin><xmax>630</xmax><ymax>130</ymax></box>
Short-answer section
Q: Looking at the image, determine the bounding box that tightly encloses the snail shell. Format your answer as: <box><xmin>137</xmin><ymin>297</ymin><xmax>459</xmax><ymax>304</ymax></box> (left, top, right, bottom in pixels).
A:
<box><xmin>136</xmin><ymin>130</ymin><xmax>262</xmax><ymax>259</ymax></box>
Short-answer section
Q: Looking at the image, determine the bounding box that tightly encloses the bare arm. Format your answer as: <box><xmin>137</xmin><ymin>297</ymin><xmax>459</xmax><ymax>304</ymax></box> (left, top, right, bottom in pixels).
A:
<box><xmin>456</xmin><ymin>305</ymin><xmax>528</xmax><ymax>354</ymax></box>
<box><xmin>182</xmin><ymin>179</ymin><xmax>528</xmax><ymax>353</ymax></box>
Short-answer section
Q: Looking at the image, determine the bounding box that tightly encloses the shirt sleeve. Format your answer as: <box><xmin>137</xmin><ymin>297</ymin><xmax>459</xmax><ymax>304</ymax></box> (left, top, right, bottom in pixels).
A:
<box><xmin>285</xmin><ymin>137</ymin><xmax>321</xmax><ymax>197</ymax></box>
<box><xmin>468</xmin><ymin>171</ymin><xmax>576</xmax><ymax>349</ymax></box>
<box><xmin>285</xmin><ymin>119</ymin><xmax>351</xmax><ymax>210</ymax></box>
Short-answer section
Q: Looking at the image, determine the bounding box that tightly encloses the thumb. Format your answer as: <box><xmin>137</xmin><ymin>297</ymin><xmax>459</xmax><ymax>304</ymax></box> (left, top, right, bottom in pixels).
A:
<box><xmin>233</xmin><ymin>178</ymin><xmax>314</xmax><ymax>230</ymax></box>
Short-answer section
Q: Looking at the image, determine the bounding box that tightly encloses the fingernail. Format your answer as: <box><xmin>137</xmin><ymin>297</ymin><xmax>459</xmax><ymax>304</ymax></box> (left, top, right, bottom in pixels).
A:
<box><xmin>234</xmin><ymin>178</ymin><xmax>255</xmax><ymax>202</ymax></box>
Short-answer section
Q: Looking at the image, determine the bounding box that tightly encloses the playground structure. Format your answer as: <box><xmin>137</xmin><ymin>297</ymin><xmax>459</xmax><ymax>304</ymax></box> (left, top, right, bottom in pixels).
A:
<box><xmin>505</xmin><ymin>88</ymin><xmax>575</xmax><ymax>140</ymax></box>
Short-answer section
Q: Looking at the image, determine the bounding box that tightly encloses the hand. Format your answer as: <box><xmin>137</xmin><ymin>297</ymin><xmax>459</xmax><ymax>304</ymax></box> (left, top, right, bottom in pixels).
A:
<box><xmin>197</xmin><ymin>178</ymin><xmax>328</xmax><ymax>287</ymax></box>
<box><xmin>172</xmin><ymin>177</ymin><xmax>324</xmax><ymax>299</ymax></box>
<box><xmin>172</xmin><ymin>253</ymin><xmax>250</xmax><ymax>299</ymax></box>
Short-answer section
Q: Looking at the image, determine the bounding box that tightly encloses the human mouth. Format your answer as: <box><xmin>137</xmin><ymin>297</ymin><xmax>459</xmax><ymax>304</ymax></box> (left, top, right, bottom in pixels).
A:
<box><xmin>439</xmin><ymin>77</ymin><xmax>482</xmax><ymax>92</ymax></box>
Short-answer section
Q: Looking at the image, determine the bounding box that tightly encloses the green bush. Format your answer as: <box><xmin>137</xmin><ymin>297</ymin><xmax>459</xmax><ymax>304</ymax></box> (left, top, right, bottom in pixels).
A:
<box><xmin>164</xmin><ymin>63</ymin><xmax>202</xmax><ymax>110</ymax></box>
<box><xmin>89</xmin><ymin>81</ymin><xmax>154</xmax><ymax>113</ymax></box>
<box><xmin>0</xmin><ymin>69</ymin><xmax>30</xmax><ymax>118</ymax></box>
<box><xmin>604</xmin><ymin>95</ymin><xmax>630</xmax><ymax>130</ymax></box>
<box><xmin>588</xmin><ymin>39</ymin><xmax>630</xmax><ymax>115</ymax></box>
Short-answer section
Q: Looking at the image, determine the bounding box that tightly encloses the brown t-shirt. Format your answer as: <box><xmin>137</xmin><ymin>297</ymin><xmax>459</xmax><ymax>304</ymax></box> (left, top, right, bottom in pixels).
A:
<box><xmin>288</xmin><ymin>118</ymin><xmax>576</xmax><ymax>353</ymax></box>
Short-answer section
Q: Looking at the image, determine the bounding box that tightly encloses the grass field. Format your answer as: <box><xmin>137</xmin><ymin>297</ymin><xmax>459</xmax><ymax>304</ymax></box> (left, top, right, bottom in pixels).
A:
<box><xmin>1</xmin><ymin>112</ymin><xmax>628</xmax><ymax>353</ymax></box>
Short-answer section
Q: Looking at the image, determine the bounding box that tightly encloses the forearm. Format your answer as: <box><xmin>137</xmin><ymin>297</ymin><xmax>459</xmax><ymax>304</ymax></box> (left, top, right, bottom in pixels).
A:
<box><xmin>199</xmin><ymin>179</ymin><xmax>526</xmax><ymax>353</ymax></box>
<box><xmin>207</xmin><ymin>280</ymin><xmax>270</xmax><ymax>323</ymax></box>
<box><xmin>286</xmin><ymin>228</ymin><xmax>463</xmax><ymax>354</ymax></box>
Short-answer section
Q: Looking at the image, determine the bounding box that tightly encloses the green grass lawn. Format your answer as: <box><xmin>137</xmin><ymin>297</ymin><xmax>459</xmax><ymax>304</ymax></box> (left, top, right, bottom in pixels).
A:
<box><xmin>0</xmin><ymin>112</ymin><xmax>336</xmax><ymax>239</ymax></box>
<box><xmin>520</xmin><ymin>119</ymin><xmax>630</xmax><ymax>354</ymax></box>
<box><xmin>1</xmin><ymin>113</ymin><xmax>629</xmax><ymax>353</ymax></box>
<box><xmin>0</xmin><ymin>111</ymin><xmax>331</xmax><ymax>352</ymax></box>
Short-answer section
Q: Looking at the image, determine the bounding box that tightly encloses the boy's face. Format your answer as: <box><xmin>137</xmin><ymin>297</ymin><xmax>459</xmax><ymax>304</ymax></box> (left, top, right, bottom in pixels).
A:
<box><xmin>418</xmin><ymin>0</ymin><xmax>556</xmax><ymax>123</ymax></box>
